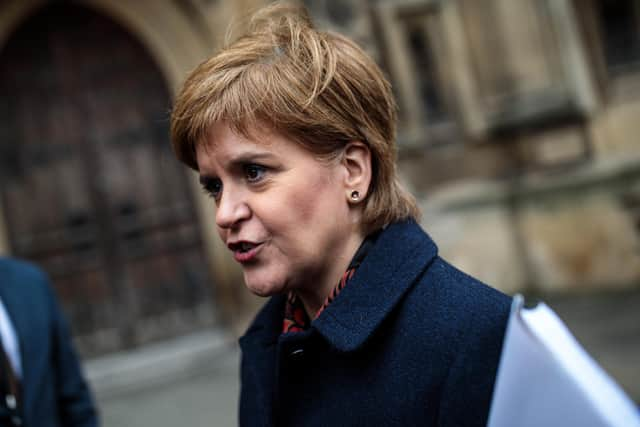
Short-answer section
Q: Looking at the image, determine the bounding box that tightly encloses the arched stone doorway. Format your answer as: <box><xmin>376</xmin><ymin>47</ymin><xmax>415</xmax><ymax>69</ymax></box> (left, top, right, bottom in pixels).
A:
<box><xmin>0</xmin><ymin>3</ymin><xmax>217</xmax><ymax>356</ymax></box>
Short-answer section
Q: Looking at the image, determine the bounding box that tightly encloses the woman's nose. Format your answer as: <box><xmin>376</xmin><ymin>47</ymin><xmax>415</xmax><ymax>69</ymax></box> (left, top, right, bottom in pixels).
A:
<box><xmin>215</xmin><ymin>192</ymin><xmax>251</xmax><ymax>229</ymax></box>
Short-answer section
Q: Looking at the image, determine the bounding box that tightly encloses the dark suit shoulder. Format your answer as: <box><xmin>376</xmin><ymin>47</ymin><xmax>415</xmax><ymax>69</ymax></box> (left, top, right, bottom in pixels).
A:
<box><xmin>0</xmin><ymin>257</ymin><xmax>49</xmax><ymax>289</ymax></box>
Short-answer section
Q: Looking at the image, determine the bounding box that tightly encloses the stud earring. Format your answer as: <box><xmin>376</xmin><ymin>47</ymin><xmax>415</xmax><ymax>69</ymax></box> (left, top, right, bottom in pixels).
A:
<box><xmin>350</xmin><ymin>190</ymin><xmax>360</xmax><ymax>201</ymax></box>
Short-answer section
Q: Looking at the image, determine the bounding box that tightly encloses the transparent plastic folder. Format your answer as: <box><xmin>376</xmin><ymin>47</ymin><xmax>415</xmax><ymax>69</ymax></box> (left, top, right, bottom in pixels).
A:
<box><xmin>488</xmin><ymin>295</ymin><xmax>640</xmax><ymax>427</ymax></box>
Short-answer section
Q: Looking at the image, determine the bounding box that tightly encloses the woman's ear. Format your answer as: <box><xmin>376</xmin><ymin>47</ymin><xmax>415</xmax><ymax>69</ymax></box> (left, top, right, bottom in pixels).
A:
<box><xmin>342</xmin><ymin>141</ymin><xmax>372</xmax><ymax>204</ymax></box>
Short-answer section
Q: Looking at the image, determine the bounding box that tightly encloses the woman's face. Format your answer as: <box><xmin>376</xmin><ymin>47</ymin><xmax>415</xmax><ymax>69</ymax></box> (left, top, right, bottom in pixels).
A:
<box><xmin>196</xmin><ymin>123</ymin><xmax>363</xmax><ymax>299</ymax></box>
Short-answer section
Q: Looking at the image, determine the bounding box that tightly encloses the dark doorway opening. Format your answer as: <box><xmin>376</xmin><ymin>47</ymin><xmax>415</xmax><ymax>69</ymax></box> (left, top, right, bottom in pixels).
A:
<box><xmin>0</xmin><ymin>3</ymin><xmax>216</xmax><ymax>356</ymax></box>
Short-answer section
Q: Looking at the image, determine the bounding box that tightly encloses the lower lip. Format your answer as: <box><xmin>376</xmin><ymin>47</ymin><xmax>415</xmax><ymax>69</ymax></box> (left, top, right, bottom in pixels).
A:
<box><xmin>233</xmin><ymin>243</ymin><xmax>263</xmax><ymax>263</ymax></box>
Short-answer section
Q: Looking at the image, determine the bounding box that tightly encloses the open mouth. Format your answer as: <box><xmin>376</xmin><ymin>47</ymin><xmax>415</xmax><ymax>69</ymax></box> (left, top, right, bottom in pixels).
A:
<box><xmin>228</xmin><ymin>241</ymin><xmax>263</xmax><ymax>262</ymax></box>
<box><xmin>238</xmin><ymin>242</ymin><xmax>256</xmax><ymax>253</ymax></box>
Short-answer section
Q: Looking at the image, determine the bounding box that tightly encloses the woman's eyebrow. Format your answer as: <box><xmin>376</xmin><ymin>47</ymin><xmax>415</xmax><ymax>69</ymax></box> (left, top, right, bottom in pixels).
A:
<box><xmin>225</xmin><ymin>152</ymin><xmax>277</xmax><ymax>167</ymax></box>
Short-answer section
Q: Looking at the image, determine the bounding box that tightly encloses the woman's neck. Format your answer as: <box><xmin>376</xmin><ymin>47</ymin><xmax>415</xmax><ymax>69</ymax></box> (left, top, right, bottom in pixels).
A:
<box><xmin>296</xmin><ymin>232</ymin><xmax>365</xmax><ymax>319</ymax></box>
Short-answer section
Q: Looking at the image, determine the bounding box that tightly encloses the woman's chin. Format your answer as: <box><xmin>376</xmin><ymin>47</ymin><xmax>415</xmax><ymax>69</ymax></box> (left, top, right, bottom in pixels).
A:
<box><xmin>245</xmin><ymin>285</ymin><xmax>273</xmax><ymax>297</ymax></box>
<box><xmin>243</xmin><ymin>274</ymin><xmax>286</xmax><ymax>297</ymax></box>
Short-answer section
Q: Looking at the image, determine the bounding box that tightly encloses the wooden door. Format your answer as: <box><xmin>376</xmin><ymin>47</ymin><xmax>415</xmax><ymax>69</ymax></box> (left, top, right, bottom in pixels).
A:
<box><xmin>0</xmin><ymin>4</ymin><xmax>216</xmax><ymax>356</ymax></box>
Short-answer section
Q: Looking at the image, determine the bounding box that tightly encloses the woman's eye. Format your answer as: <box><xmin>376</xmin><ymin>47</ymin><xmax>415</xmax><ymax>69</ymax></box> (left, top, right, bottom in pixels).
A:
<box><xmin>203</xmin><ymin>179</ymin><xmax>222</xmax><ymax>200</ymax></box>
<box><xmin>244</xmin><ymin>164</ymin><xmax>266</xmax><ymax>183</ymax></box>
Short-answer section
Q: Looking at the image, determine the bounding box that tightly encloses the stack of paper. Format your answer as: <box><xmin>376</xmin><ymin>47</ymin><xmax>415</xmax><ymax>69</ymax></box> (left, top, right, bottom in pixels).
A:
<box><xmin>488</xmin><ymin>295</ymin><xmax>640</xmax><ymax>427</ymax></box>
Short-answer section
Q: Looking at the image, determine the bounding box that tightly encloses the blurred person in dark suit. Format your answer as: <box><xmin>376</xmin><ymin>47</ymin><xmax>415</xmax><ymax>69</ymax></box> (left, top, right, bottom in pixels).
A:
<box><xmin>0</xmin><ymin>257</ymin><xmax>98</xmax><ymax>427</ymax></box>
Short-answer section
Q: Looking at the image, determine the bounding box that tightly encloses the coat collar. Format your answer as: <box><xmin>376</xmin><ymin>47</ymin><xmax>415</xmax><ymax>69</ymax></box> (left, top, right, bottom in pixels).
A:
<box><xmin>240</xmin><ymin>220</ymin><xmax>439</xmax><ymax>352</ymax></box>
<box><xmin>313</xmin><ymin>220</ymin><xmax>438</xmax><ymax>351</ymax></box>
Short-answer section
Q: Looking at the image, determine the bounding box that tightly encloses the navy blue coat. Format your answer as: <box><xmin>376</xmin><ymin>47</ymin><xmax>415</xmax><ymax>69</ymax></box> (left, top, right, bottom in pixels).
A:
<box><xmin>0</xmin><ymin>258</ymin><xmax>98</xmax><ymax>427</ymax></box>
<box><xmin>239</xmin><ymin>220</ymin><xmax>511</xmax><ymax>426</ymax></box>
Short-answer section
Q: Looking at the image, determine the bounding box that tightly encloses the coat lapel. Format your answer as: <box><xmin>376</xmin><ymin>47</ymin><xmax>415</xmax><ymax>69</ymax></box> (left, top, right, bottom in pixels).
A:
<box><xmin>313</xmin><ymin>220</ymin><xmax>438</xmax><ymax>352</ymax></box>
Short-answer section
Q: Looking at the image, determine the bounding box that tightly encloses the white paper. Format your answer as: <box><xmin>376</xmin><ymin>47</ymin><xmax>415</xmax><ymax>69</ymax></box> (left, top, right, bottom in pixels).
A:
<box><xmin>487</xmin><ymin>295</ymin><xmax>640</xmax><ymax>427</ymax></box>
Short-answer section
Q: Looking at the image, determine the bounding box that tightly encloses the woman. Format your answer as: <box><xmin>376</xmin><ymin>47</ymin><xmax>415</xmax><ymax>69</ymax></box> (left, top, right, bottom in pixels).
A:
<box><xmin>170</xmin><ymin>3</ymin><xmax>511</xmax><ymax>426</ymax></box>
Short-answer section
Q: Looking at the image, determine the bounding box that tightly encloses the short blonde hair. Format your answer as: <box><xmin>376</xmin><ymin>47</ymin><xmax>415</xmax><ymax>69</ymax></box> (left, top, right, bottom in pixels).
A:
<box><xmin>170</xmin><ymin>2</ymin><xmax>419</xmax><ymax>233</ymax></box>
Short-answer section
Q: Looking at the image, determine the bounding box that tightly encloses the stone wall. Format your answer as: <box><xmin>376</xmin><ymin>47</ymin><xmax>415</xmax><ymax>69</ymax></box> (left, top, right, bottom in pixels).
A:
<box><xmin>413</xmin><ymin>155</ymin><xmax>640</xmax><ymax>293</ymax></box>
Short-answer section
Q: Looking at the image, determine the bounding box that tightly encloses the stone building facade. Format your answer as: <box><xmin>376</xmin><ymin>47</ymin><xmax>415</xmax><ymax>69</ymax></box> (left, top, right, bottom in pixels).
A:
<box><xmin>308</xmin><ymin>0</ymin><xmax>640</xmax><ymax>295</ymax></box>
<box><xmin>1</xmin><ymin>0</ymin><xmax>639</xmax><ymax>354</ymax></box>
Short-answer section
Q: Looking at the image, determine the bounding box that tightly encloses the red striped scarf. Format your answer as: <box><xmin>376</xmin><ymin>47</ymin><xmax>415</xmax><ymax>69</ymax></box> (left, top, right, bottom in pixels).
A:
<box><xmin>282</xmin><ymin>266</ymin><xmax>357</xmax><ymax>334</ymax></box>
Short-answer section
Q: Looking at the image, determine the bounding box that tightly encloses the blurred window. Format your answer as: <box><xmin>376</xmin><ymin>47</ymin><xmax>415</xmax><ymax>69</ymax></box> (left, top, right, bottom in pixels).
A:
<box><xmin>402</xmin><ymin>15</ymin><xmax>449</xmax><ymax>122</ymax></box>
<box><xmin>304</xmin><ymin>0</ymin><xmax>356</xmax><ymax>28</ymax></box>
<box><xmin>597</xmin><ymin>0</ymin><xmax>640</xmax><ymax>76</ymax></box>
<box><xmin>375</xmin><ymin>2</ymin><xmax>458</xmax><ymax>146</ymax></box>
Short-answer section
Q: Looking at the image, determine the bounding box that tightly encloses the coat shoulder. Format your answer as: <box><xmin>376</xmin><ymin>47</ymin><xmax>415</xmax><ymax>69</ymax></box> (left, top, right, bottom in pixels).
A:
<box><xmin>398</xmin><ymin>255</ymin><xmax>512</xmax><ymax>353</ymax></box>
<box><xmin>422</xmin><ymin>256</ymin><xmax>511</xmax><ymax>316</ymax></box>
